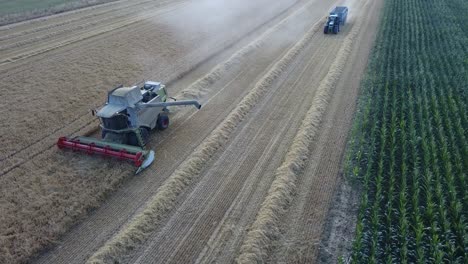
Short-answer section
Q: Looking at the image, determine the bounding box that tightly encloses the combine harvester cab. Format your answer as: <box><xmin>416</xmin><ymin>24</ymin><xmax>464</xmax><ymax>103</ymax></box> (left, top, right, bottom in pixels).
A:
<box><xmin>57</xmin><ymin>81</ymin><xmax>201</xmax><ymax>174</ymax></box>
<box><xmin>324</xmin><ymin>6</ymin><xmax>348</xmax><ymax>34</ymax></box>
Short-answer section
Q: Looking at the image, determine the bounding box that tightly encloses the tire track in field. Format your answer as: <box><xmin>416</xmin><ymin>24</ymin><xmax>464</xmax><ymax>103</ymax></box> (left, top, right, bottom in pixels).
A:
<box><xmin>278</xmin><ymin>1</ymin><xmax>384</xmax><ymax>262</ymax></box>
<box><xmin>0</xmin><ymin>1</ymin><xmax>189</xmax><ymax>66</ymax></box>
<box><xmin>0</xmin><ymin>0</ymin><xmax>302</xmax><ymax>149</ymax></box>
<box><xmin>132</xmin><ymin>23</ymin><xmax>341</xmax><ymax>263</ymax></box>
<box><xmin>30</xmin><ymin>1</ymin><xmax>324</xmax><ymax>263</ymax></box>
<box><xmin>86</xmin><ymin>16</ymin><xmax>326</xmax><ymax>264</ymax></box>
<box><xmin>236</xmin><ymin>2</ymin><xmax>367</xmax><ymax>261</ymax></box>
<box><xmin>0</xmin><ymin>0</ymin><xmax>186</xmax><ymax>54</ymax></box>
<box><xmin>0</xmin><ymin>0</ymin><xmax>161</xmax><ymax>40</ymax></box>
<box><xmin>193</xmin><ymin>31</ymin><xmax>338</xmax><ymax>264</ymax></box>
<box><xmin>0</xmin><ymin>0</ymin><xmax>146</xmax><ymax>33</ymax></box>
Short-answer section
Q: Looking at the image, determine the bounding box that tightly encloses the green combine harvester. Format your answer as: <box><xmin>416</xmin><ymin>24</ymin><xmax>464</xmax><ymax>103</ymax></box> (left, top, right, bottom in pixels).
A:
<box><xmin>57</xmin><ymin>81</ymin><xmax>201</xmax><ymax>174</ymax></box>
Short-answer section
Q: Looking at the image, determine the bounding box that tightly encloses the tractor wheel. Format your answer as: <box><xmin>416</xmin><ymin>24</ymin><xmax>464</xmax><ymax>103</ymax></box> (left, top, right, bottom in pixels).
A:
<box><xmin>324</xmin><ymin>26</ymin><xmax>328</xmax><ymax>34</ymax></box>
<box><xmin>333</xmin><ymin>26</ymin><xmax>338</xmax><ymax>34</ymax></box>
<box><xmin>157</xmin><ymin>113</ymin><xmax>169</xmax><ymax>130</ymax></box>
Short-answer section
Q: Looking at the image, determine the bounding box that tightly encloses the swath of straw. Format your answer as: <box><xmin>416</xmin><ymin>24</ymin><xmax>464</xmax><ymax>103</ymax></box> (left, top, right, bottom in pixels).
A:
<box><xmin>236</xmin><ymin>10</ymin><xmax>365</xmax><ymax>264</ymax></box>
<box><xmin>178</xmin><ymin>0</ymin><xmax>320</xmax><ymax>100</ymax></box>
<box><xmin>87</xmin><ymin>19</ymin><xmax>323</xmax><ymax>264</ymax></box>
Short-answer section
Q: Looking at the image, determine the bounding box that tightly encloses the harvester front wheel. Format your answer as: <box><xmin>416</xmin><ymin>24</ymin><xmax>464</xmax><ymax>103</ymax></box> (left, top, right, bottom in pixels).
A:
<box><xmin>128</xmin><ymin>128</ymin><xmax>150</xmax><ymax>147</ymax></box>
<box><xmin>157</xmin><ymin>114</ymin><xmax>169</xmax><ymax>130</ymax></box>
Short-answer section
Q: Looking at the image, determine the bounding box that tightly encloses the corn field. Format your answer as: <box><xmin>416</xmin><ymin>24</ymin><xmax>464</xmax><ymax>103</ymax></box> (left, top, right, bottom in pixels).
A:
<box><xmin>346</xmin><ymin>0</ymin><xmax>467</xmax><ymax>262</ymax></box>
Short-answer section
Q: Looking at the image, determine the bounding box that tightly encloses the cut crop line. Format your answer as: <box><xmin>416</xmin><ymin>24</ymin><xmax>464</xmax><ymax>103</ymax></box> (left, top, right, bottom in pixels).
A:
<box><xmin>235</xmin><ymin>4</ymin><xmax>367</xmax><ymax>263</ymax></box>
<box><xmin>153</xmin><ymin>69</ymin><xmax>248</xmax><ymax>148</ymax></box>
<box><xmin>86</xmin><ymin>16</ymin><xmax>325</xmax><ymax>264</ymax></box>
<box><xmin>0</xmin><ymin>116</ymin><xmax>98</xmax><ymax>175</ymax></box>
<box><xmin>0</xmin><ymin>0</ymin><xmax>147</xmax><ymax>30</ymax></box>
<box><xmin>0</xmin><ymin>0</ymin><xmax>185</xmax><ymax>52</ymax></box>
<box><xmin>0</xmin><ymin>1</ymin><xmax>188</xmax><ymax>66</ymax></box>
<box><xmin>0</xmin><ymin>0</ymin><xmax>170</xmax><ymax>40</ymax></box>
<box><xmin>175</xmin><ymin>0</ymin><xmax>313</xmax><ymax>102</ymax></box>
<box><xmin>0</xmin><ymin>0</ymin><xmax>305</xmax><ymax>176</ymax></box>
<box><xmin>160</xmin><ymin>50</ymin><xmax>332</xmax><ymax>259</ymax></box>
<box><xmin>194</xmin><ymin>36</ymin><xmax>334</xmax><ymax>264</ymax></box>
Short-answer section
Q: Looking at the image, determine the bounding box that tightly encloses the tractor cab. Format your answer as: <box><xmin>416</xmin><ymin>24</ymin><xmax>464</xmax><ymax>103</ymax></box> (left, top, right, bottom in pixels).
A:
<box><xmin>327</xmin><ymin>14</ymin><xmax>339</xmax><ymax>26</ymax></box>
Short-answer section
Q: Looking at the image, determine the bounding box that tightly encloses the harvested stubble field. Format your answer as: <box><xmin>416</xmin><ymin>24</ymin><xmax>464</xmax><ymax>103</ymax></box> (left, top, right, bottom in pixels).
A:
<box><xmin>0</xmin><ymin>0</ymin><xmax>383</xmax><ymax>263</ymax></box>
<box><xmin>0</xmin><ymin>0</ymin><xmax>119</xmax><ymax>26</ymax></box>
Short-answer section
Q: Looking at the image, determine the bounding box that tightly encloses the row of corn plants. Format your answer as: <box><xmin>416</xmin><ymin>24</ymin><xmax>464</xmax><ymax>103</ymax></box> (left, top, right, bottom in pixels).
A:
<box><xmin>346</xmin><ymin>0</ymin><xmax>467</xmax><ymax>262</ymax></box>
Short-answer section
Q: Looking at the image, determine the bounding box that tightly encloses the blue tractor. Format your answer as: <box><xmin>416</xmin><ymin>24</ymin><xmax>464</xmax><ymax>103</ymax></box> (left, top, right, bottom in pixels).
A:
<box><xmin>324</xmin><ymin>6</ymin><xmax>348</xmax><ymax>34</ymax></box>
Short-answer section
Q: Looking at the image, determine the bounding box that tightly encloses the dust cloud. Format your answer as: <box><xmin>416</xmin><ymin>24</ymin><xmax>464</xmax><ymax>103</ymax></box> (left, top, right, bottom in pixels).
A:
<box><xmin>131</xmin><ymin>0</ymin><xmax>297</xmax><ymax>81</ymax></box>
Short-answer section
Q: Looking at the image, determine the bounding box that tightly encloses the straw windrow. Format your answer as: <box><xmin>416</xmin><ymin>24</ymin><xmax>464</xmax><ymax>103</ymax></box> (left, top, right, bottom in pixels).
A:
<box><xmin>178</xmin><ymin>1</ymin><xmax>316</xmax><ymax>100</ymax></box>
<box><xmin>236</xmin><ymin>10</ymin><xmax>366</xmax><ymax>264</ymax></box>
<box><xmin>87</xmin><ymin>17</ymin><xmax>323</xmax><ymax>264</ymax></box>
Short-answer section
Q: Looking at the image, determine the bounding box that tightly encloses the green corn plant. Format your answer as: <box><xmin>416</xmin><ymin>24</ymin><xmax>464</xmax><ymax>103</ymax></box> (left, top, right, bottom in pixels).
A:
<box><xmin>348</xmin><ymin>0</ymin><xmax>467</xmax><ymax>261</ymax></box>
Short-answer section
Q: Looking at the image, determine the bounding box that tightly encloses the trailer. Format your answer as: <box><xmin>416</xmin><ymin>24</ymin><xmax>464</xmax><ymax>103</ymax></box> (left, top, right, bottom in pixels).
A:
<box><xmin>324</xmin><ymin>6</ymin><xmax>348</xmax><ymax>34</ymax></box>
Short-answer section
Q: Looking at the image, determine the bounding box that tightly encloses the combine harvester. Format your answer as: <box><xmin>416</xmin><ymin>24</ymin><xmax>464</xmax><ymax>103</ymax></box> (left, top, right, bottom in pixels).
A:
<box><xmin>57</xmin><ymin>81</ymin><xmax>201</xmax><ymax>174</ymax></box>
<box><xmin>324</xmin><ymin>6</ymin><xmax>348</xmax><ymax>34</ymax></box>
